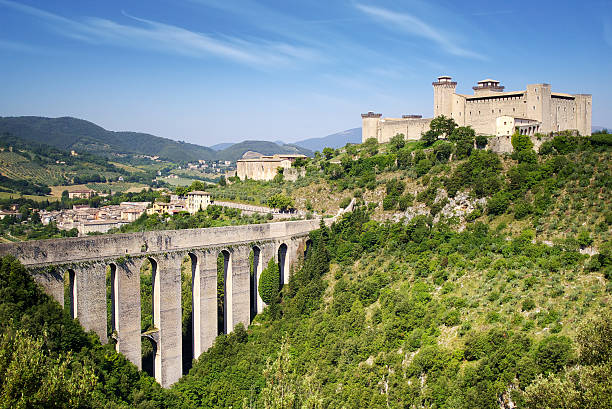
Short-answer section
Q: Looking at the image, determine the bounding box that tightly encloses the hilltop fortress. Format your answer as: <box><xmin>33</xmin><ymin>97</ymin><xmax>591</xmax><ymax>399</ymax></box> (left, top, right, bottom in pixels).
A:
<box><xmin>362</xmin><ymin>76</ymin><xmax>592</xmax><ymax>143</ymax></box>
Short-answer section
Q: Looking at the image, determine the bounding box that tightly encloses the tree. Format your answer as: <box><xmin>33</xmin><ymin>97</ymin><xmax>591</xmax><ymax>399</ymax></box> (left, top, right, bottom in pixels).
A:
<box><xmin>322</xmin><ymin>147</ymin><xmax>335</xmax><ymax>160</ymax></box>
<box><xmin>449</xmin><ymin>126</ymin><xmax>475</xmax><ymax>143</ymax></box>
<box><xmin>267</xmin><ymin>194</ymin><xmax>294</xmax><ymax>211</ymax></box>
<box><xmin>389</xmin><ymin>134</ymin><xmax>405</xmax><ymax>151</ymax></box>
<box><xmin>218</xmin><ymin>176</ymin><xmax>227</xmax><ymax>186</ymax></box>
<box><xmin>259</xmin><ymin>258</ymin><xmax>280</xmax><ymax>304</ymax></box>
<box><xmin>421</xmin><ymin>130</ymin><xmax>438</xmax><ymax>146</ymax></box>
<box><xmin>511</xmin><ymin>132</ymin><xmax>534</xmax><ymax>153</ymax></box>
<box><xmin>430</xmin><ymin>115</ymin><xmax>457</xmax><ymax>139</ymax></box>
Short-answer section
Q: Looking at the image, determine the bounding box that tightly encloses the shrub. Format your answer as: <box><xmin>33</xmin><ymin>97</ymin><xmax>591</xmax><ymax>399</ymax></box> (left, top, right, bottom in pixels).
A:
<box><xmin>522</xmin><ymin>299</ymin><xmax>536</xmax><ymax>311</ymax></box>
<box><xmin>259</xmin><ymin>259</ymin><xmax>280</xmax><ymax>304</ymax></box>
<box><xmin>339</xmin><ymin>197</ymin><xmax>351</xmax><ymax>209</ymax></box>
<box><xmin>534</xmin><ymin>336</ymin><xmax>573</xmax><ymax>374</ymax></box>
<box><xmin>487</xmin><ymin>192</ymin><xmax>510</xmax><ymax>215</ymax></box>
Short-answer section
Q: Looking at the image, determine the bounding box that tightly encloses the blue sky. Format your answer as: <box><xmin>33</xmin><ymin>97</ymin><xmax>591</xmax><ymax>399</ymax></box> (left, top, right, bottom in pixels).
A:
<box><xmin>0</xmin><ymin>0</ymin><xmax>611</xmax><ymax>145</ymax></box>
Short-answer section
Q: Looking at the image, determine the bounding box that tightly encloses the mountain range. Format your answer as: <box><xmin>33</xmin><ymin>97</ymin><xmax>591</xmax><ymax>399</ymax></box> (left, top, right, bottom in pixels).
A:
<box><xmin>0</xmin><ymin>116</ymin><xmax>313</xmax><ymax>162</ymax></box>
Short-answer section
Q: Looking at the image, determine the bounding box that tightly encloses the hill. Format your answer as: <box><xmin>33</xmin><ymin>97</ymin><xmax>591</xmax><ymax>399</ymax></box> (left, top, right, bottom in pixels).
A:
<box><xmin>1</xmin><ymin>125</ymin><xmax>611</xmax><ymax>407</ymax></box>
<box><xmin>0</xmin><ymin>116</ymin><xmax>217</xmax><ymax>162</ymax></box>
<box><xmin>209</xmin><ymin>142</ymin><xmax>234</xmax><ymax>151</ymax></box>
<box><xmin>292</xmin><ymin>127</ymin><xmax>362</xmax><ymax>151</ymax></box>
<box><xmin>0</xmin><ymin>133</ymin><xmax>146</xmax><ymax>195</ymax></box>
<box><xmin>214</xmin><ymin>140</ymin><xmax>312</xmax><ymax>161</ymax></box>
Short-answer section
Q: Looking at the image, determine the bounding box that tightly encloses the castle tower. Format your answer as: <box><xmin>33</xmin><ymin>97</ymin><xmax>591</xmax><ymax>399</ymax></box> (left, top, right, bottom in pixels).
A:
<box><xmin>574</xmin><ymin>94</ymin><xmax>592</xmax><ymax>136</ymax></box>
<box><xmin>361</xmin><ymin>112</ymin><xmax>382</xmax><ymax>143</ymax></box>
<box><xmin>433</xmin><ymin>75</ymin><xmax>457</xmax><ymax>118</ymax></box>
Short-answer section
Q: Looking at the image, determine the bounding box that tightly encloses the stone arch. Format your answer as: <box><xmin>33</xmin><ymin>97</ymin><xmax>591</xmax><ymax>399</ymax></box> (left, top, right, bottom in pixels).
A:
<box><xmin>64</xmin><ymin>268</ymin><xmax>77</xmax><ymax>319</ymax></box>
<box><xmin>304</xmin><ymin>239</ymin><xmax>313</xmax><ymax>258</ymax></box>
<box><xmin>217</xmin><ymin>249</ymin><xmax>233</xmax><ymax>334</ymax></box>
<box><xmin>107</xmin><ymin>263</ymin><xmax>119</xmax><ymax>338</ymax></box>
<box><xmin>250</xmin><ymin>245</ymin><xmax>263</xmax><ymax>319</ymax></box>
<box><xmin>147</xmin><ymin>256</ymin><xmax>162</xmax><ymax>384</ymax></box>
<box><xmin>277</xmin><ymin>243</ymin><xmax>289</xmax><ymax>287</ymax></box>
<box><xmin>182</xmin><ymin>252</ymin><xmax>200</xmax><ymax>372</ymax></box>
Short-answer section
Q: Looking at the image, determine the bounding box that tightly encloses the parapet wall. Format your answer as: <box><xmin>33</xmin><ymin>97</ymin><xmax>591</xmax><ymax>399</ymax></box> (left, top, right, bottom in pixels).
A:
<box><xmin>0</xmin><ymin>219</ymin><xmax>320</xmax><ymax>266</ymax></box>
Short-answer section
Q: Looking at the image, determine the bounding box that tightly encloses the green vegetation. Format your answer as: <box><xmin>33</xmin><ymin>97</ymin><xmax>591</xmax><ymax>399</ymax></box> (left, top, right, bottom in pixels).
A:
<box><xmin>258</xmin><ymin>258</ymin><xmax>280</xmax><ymax>304</ymax></box>
<box><xmin>1</xmin><ymin>129</ymin><xmax>611</xmax><ymax>407</ymax></box>
<box><xmin>114</xmin><ymin>205</ymin><xmax>269</xmax><ymax>234</ymax></box>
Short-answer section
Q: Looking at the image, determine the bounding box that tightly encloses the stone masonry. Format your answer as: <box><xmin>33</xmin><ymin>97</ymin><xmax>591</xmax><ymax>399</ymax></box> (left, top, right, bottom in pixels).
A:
<box><xmin>0</xmin><ymin>219</ymin><xmax>322</xmax><ymax>388</ymax></box>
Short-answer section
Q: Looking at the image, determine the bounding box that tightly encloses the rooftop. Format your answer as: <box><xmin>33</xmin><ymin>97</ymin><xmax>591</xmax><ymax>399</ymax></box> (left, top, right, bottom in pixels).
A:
<box><xmin>187</xmin><ymin>191</ymin><xmax>210</xmax><ymax>195</ymax></box>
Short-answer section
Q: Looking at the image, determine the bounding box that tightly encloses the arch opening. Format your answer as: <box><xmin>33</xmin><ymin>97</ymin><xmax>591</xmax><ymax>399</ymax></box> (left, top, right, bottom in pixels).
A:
<box><xmin>278</xmin><ymin>243</ymin><xmax>288</xmax><ymax>287</ymax></box>
<box><xmin>64</xmin><ymin>269</ymin><xmax>77</xmax><ymax>319</ymax></box>
<box><xmin>140</xmin><ymin>257</ymin><xmax>161</xmax><ymax>383</ymax></box>
<box><xmin>141</xmin><ymin>336</ymin><xmax>157</xmax><ymax>378</ymax></box>
<box><xmin>106</xmin><ymin>263</ymin><xmax>119</xmax><ymax>342</ymax></box>
<box><xmin>304</xmin><ymin>239</ymin><xmax>313</xmax><ymax>259</ymax></box>
<box><xmin>217</xmin><ymin>250</ymin><xmax>232</xmax><ymax>334</ymax></box>
<box><xmin>250</xmin><ymin>246</ymin><xmax>262</xmax><ymax>320</ymax></box>
<box><xmin>181</xmin><ymin>253</ymin><xmax>200</xmax><ymax>374</ymax></box>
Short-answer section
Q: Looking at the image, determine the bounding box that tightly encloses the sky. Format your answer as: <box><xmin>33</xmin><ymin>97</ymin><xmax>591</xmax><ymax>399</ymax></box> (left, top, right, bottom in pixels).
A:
<box><xmin>0</xmin><ymin>0</ymin><xmax>611</xmax><ymax>146</ymax></box>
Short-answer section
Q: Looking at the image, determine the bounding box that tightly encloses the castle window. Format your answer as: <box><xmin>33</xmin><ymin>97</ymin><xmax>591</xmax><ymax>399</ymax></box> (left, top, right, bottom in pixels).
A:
<box><xmin>513</xmin><ymin>108</ymin><xmax>516</xmax><ymax>112</ymax></box>
<box><xmin>492</xmin><ymin>109</ymin><xmax>494</xmax><ymax>114</ymax></box>
<box><xmin>499</xmin><ymin>109</ymin><xmax>501</xmax><ymax>113</ymax></box>
<box><xmin>478</xmin><ymin>111</ymin><xmax>481</xmax><ymax>115</ymax></box>
<box><xmin>533</xmin><ymin>106</ymin><xmax>536</xmax><ymax>110</ymax></box>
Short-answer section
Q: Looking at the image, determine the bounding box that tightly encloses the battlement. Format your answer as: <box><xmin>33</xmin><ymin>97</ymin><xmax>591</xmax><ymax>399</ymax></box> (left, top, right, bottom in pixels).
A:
<box><xmin>402</xmin><ymin>114</ymin><xmax>423</xmax><ymax>119</ymax></box>
<box><xmin>361</xmin><ymin>111</ymin><xmax>382</xmax><ymax>118</ymax></box>
<box><xmin>433</xmin><ymin>75</ymin><xmax>457</xmax><ymax>86</ymax></box>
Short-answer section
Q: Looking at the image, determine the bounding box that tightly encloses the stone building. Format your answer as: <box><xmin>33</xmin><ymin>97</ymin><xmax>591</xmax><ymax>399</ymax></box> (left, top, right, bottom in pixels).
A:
<box><xmin>68</xmin><ymin>189</ymin><xmax>95</xmax><ymax>199</ymax></box>
<box><xmin>362</xmin><ymin>76</ymin><xmax>592</xmax><ymax>143</ymax></box>
<box><xmin>186</xmin><ymin>191</ymin><xmax>210</xmax><ymax>214</ymax></box>
<box><xmin>236</xmin><ymin>154</ymin><xmax>306</xmax><ymax>181</ymax></box>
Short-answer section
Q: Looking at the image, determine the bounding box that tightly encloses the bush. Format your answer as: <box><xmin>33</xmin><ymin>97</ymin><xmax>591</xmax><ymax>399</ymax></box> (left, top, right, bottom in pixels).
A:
<box><xmin>259</xmin><ymin>258</ymin><xmax>280</xmax><ymax>304</ymax></box>
<box><xmin>534</xmin><ymin>336</ymin><xmax>573</xmax><ymax>374</ymax></box>
<box><xmin>522</xmin><ymin>299</ymin><xmax>536</xmax><ymax>311</ymax></box>
<box><xmin>487</xmin><ymin>192</ymin><xmax>511</xmax><ymax>215</ymax></box>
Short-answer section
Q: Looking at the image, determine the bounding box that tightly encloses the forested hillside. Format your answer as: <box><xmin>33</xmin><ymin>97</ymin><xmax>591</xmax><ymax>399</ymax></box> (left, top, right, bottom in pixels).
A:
<box><xmin>0</xmin><ymin>127</ymin><xmax>610</xmax><ymax>408</ymax></box>
<box><xmin>0</xmin><ymin>116</ymin><xmax>216</xmax><ymax>162</ymax></box>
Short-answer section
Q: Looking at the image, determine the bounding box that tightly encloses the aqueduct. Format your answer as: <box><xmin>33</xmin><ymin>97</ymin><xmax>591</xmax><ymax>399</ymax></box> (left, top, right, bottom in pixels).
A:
<box><xmin>0</xmin><ymin>219</ymin><xmax>321</xmax><ymax>387</ymax></box>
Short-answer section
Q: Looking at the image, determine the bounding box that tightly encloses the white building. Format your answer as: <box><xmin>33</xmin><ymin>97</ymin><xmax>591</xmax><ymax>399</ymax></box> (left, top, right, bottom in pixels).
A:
<box><xmin>186</xmin><ymin>191</ymin><xmax>211</xmax><ymax>214</ymax></box>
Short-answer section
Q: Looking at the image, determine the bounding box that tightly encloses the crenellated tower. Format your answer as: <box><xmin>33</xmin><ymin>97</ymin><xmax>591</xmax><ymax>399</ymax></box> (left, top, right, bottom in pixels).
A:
<box><xmin>432</xmin><ymin>75</ymin><xmax>457</xmax><ymax>118</ymax></box>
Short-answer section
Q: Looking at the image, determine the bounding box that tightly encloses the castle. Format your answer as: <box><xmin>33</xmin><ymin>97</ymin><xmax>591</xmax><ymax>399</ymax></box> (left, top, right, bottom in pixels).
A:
<box><xmin>362</xmin><ymin>76</ymin><xmax>592</xmax><ymax>143</ymax></box>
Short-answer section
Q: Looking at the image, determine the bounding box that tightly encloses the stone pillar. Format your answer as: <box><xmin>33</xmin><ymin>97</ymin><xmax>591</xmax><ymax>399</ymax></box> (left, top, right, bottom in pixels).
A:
<box><xmin>156</xmin><ymin>254</ymin><xmax>182</xmax><ymax>387</ymax></box>
<box><xmin>230</xmin><ymin>245</ymin><xmax>251</xmax><ymax>331</ymax></box>
<box><xmin>32</xmin><ymin>268</ymin><xmax>65</xmax><ymax>307</ymax></box>
<box><xmin>194</xmin><ymin>250</ymin><xmax>218</xmax><ymax>357</ymax></box>
<box><xmin>74</xmin><ymin>263</ymin><xmax>107</xmax><ymax>344</ymax></box>
<box><xmin>115</xmin><ymin>260</ymin><xmax>141</xmax><ymax>369</ymax></box>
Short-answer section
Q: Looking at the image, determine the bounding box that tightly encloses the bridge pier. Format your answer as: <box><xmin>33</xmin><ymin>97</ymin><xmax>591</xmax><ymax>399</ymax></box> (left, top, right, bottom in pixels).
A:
<box><xmin>73</xmin><ymin>263</ymin><xmax>108</xmax><ymax>344</ymax></box>
<box><xmin>196</xmin><ymin>249</ymin><xmax>219</xmax><ymax>356</ymax></box>
<box><xmin>0</xmin><ymin>219</ymin><xmax>323</xmax><ymax>388</ymax></box>
<box><xmin>155</xmin><ymin>254</ymin><xmax>183</xmax><ymax>387</ymax></box>
<box><xmin>115</xmin><ymin>260</ymin><xmax>142</xmax><ymax>370</ymax></box>
<box><xmin>230</xmin><ymin>245</ymin><xmax>251</xmax><ymax>332</ymax></box>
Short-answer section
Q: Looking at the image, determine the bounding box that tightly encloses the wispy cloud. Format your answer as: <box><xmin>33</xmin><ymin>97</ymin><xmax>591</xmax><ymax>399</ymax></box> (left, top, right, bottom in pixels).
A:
<box><xmin>0</xmin><ymin>39</ymin><xmax>48</xmax><ymax>54</ymax></box>
<box><xmin>0</xmin><ymin>0</ymin><xmax>318</xmax><ymax>68</ymax></box>
<box><xmin>355</xmin><ymin>3</ymin><xmax>486</xmax><ymax>60</ymax></box>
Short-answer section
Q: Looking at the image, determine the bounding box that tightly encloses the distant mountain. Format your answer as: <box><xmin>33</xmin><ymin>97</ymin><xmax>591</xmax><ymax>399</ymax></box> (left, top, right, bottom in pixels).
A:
<box><xmin>215</xmin><ymin>140</ymin><xmax>313</xmax><ymax>161</ymax></box>
<box><xmin>293</xmin><ymin>128</ymin><xmax>361</xmax><ymax>152</ymax></box>
<box><xmin>0</xmin><ymin>116</ymin><xmax>216</xmax><ymax>162</ymax></box>
<box><xmin>209</xmin><ymin>142</ymin><xmax>234</xmax><ymax>151</ymax></box>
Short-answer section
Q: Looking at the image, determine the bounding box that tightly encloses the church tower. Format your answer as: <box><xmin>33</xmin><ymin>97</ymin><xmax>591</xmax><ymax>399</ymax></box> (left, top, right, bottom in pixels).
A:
<box><xmin>433</xmin><ymin>75</ymin><xmax>457</xmax><ymax>118</ymax></box>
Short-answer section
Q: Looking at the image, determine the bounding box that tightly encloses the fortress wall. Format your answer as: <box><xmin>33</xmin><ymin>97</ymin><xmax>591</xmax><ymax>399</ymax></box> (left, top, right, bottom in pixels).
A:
<box><xmin>0</xmin><ymin>219</ymin><xmax>320</xmax><ymax>266</ymax></box>
<box><xmin>378</xmin><ymin>118</ymin><xmax>432</xmax><ymax>142</ymax></box>
<box><xmin>574</xmin><ymin>94</ymin><xmax>592</xmax><ymax>136</ymax></box>
<box><xmin>462</xmin><ymin>95</ymin><xmax>527</xmax><ymax>135</ymax></box>
<box><xmin>237</xmin><ymin>160</ymin><xmax>283</xmax><ymax>181</ymax></box>
<box><xmin>550</xmin><ymin>97</ymin><xmax>577</xmax><ymax>133</ymax></box>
